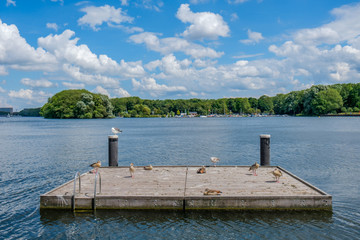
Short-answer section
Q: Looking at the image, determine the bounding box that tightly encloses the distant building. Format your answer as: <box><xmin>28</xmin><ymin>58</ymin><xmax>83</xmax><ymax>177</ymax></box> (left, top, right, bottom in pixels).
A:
<box><xmin>0</xmin><ymin>107</ymin><xmax>13</xmax><ymax>114</ymax></box>
<box><xmin>188</xmin><ymin>112</ymin><xmax>198</xmax><ymax>117</ymax></box>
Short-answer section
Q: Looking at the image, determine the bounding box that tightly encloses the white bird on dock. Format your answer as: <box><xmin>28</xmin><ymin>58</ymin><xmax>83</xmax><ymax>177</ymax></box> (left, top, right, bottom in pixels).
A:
<box><xmin>210</xmin><ymin>157</ymin><xmax>220</xmax><ymax>167</ymax></box>
<box><xmin>249</xmin><ymin>162</ymin><xmax>260</xmax><ymax>176</ymax></box>
<box><xmin>90</xmin><ymin>160</ymin><xmax>101</xmax><ymax>174</ymax></box>
<box><xmin>111</xmin><ymin>127</ymin><xmax>122</xmax><ymax>135</ymax></box>
<box><xmin>129</xmin><ymin>163</ymin><xmax>135</xmax><ymax>178</ymax></box>
<box><xmin>272</xmin><ymin>168</ymin><xmax>283</xmax><ymax>182</ymax></box>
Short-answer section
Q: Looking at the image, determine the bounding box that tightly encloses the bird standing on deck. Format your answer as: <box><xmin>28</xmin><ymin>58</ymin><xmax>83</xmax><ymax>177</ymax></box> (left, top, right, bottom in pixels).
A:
<box><xmin>90</xmin><ymin>161</ymin><xmax>101</xmax><ymax>174</ymax></box>
<box><xmin>144</xmin><ymin>165</ymin><xmax>153</xmax><ymax>170</ymax></box>
<box><xmin>111</xmin><ymin>127</ymin><xmax>122</xmax><ymax>135</ymax></box>
<box><xmin>210</xmin><ymin>157</ymin><xmax>220</xmax><ymax>167</ymax></box>
<box><xmin>197</xmin><ymin>166</ymin><xmax>206</xmax><ymax>174</ymax></box>
<box><xmin>129</xmin><ymin>163</ymin><xmax>135</xmax><ymax>178</ymax></box>
<box><xmin>204</xmin><ymin>188</ymin><xmax>222</xmax><ymax>195</ymax></box>
<box><xmin>249</xmin><ymin>162</ymin><xmax>260</xmax><ymax>176</ymax></box>
<box><xmin>272</xmin><ymin>168</ymin><xmax>283</xmax><ymax>182</ymax></box>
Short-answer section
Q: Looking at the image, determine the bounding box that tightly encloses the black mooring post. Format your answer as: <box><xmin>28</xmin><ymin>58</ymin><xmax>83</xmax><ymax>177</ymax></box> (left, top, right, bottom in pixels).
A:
<box><xmin>108</xmin><ymin>135</ymin><xmax>118</xmax><ymax>167</ymax></box>
<box><xmin>260</xmin><ymin>134</ymin><xmax>270</xmax><ymax>166</ymax></box>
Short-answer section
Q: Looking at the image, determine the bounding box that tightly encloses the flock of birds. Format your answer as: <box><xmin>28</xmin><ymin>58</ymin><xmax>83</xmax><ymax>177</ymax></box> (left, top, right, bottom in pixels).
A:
<box><xmin>89</xmin><ymin>127</ymin><xmax>284</xmax><ymax>196</ymax></box>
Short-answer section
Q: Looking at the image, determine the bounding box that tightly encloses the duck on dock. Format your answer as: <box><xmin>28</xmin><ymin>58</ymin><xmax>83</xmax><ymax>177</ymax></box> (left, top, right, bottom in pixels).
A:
<box><xmin>129</xmin><ymin>163</ymin><xmax>136</xmax><ymax>178</ymax></box>
<box><xmin>90</xmin><ymin>161</ymin><xmax>101</xmax><ymax>174</ymax></box>
<box><xmin>144</xmin><ymin>165</ymin><xmax>153</xmax><ymax>170</ymax></box>
<box><xmin>204</xmin><ymin>188</ymin><xmax>222</xmax><ymax>195</ymax></box>
<box><xmin>197</xmin><ymin>166</ymin><xmax>206</xmax><ymax>174</ymax></box>
<box><xmin>210</xmin><ymin>157</ymin><xmax>220</xmax><ymax>167</ymax></box>
<box><xmin>249</xmin><ymin>162</ymin><xmax>260</xmax><ymax>176</ymax></box>
<box><xmin>272</xmin><ymin>168</ymin><xmax>283</xmax><ymax>182</ymax></box>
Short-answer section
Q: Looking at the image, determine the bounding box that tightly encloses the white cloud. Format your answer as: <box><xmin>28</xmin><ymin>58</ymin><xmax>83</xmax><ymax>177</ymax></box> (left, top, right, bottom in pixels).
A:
<box><xmin>136</xmin><ymin>0</ymin><xmax>163</xmax><ymax>12</ymax></box>
<box><xmin>129</xmin><ymin>32</ymin><xmax>223</xmax><ymax>58</ymax></box>
<box><xmin>6</xmin><ymin>0</ymin><xmax>15</xmax><ymax>7</ymax></box>
<box><xmin>132</xmin><ymin>77</ymin><xmax>187</xmax><ymax>97</ymax></box>
<box><xmin>50</xmin><ymin>0</ymin><xmax>64</xmax><ymax>4</ymax></box>
<box><xmin>113</xmin><ymin>87</ymin><xmax>131</xmax><ymax>97</ymax></box>
<box><xmin>240</xmin><ymin>29</ymin><xmax>264</xmax><ymax>44</ymax></box>
<box><xmin>0</xmin><ymin>86</ymin><xmax>5</xmax><ymax>93</ymax></box>
<box><xmin>93</xmin><ymin>85</ymin><xmax>110</xmax><ymax>96</ymax></box>
<box><xmin>0</xmin><ymin>65</ymin><xmax>7</xmax><ymax>75</ymax></box>
<box><xmin>62</xmin><ymin>82</ymin><xmax>85</xmax><ymax>89</ymax></box>
<box><xmin>38</xmin><ymin>30</ymin><xmax>145</xmax><ymax>77</ymax></box>
<box><xmin>0</xmin><ymin>19</ymin><xmax>57</xmax><ymax>71</ymax></box>
<box><xmin>121</xmin><ymin>0</ymin><xmax>129</xmax><ymax>6</ymax></box>
<box><xmin>20</xmin><ymin>78</ymin><xmax>54</xmax><ymax>88</ymax></box>
<box><xmin>8</xmin><ymin>89</ymin><xmax>33</xmax><ymax>99</ymax></box>
<box><xmin>78</xmin><ymin>5</ymin><xmax>133</xmax><ymax>31</ymax></box>
<box><xmin>228</xmin><ymin>0</ymin><xmax>248</xmax><ymax>4</ymax></box>
<box><xmin>46</xmin><ymin>23</ymin><xmax>58</xmax><ymax>31</ymax></box>
<box><xmin>62</xmin><ymin>64</ymin><xmax>120</xmax><ymax>88</ymax></box>
<box><xmin>230</xmin><ymin>13</ymin><xmax>239</xmax><ymax>22</ymax></box>
<box><xmin>176</xmin><ymin>4</ymin><xmax>230</xmax><ymax>40</ymax></box>
<box><xmin>190</xmin><ymin>0</ymin><xmax>210</xmax><ymax>4</ymax></box>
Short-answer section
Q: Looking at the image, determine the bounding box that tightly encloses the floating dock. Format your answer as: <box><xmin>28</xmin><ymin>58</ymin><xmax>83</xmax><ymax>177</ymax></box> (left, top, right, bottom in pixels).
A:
<box><xmin>40</xmin><ymin>166</ymin><xmax>332</xmax><ymax>211</ymax></box>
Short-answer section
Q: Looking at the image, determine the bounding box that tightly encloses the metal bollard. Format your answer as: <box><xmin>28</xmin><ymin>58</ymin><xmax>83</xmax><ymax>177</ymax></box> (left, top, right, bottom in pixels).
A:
<box><xmin>260</xmin><ymin>134</ymin><xmax>270</xmax><ymax>166</ymax></box>
<box><xmin>108</xmin><ymin>135</ymin><xmax>118</xmax><ymax>167</ymax></box>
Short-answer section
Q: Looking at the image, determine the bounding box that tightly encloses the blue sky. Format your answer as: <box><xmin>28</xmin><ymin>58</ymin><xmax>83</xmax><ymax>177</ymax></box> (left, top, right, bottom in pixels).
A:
<box><xmin>1</xmin><ymin>0</ymin><xmax>360</xmax><ymax>110</ymax></box>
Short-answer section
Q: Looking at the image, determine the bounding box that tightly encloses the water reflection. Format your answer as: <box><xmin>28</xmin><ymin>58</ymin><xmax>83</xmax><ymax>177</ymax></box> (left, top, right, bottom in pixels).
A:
<box><xmin>40</xmin><ymin>209</ymin><xmax>333</xmax><ymax>239</ymax></box>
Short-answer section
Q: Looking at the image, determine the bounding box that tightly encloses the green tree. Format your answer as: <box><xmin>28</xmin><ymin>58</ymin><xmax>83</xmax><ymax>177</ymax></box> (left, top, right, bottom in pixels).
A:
<box><xmin>311</xmin><ymin>88</ymin><xmax>343</xmax><ymax>115</ymax></box>
<box><xmin>258</xmin><ymin>95</ymin><xmax>274</xmax><ymax>113</ymax></box>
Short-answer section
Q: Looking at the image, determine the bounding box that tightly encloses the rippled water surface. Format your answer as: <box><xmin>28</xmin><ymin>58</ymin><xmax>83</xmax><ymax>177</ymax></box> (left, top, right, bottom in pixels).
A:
<box><xmin>1</xmin><ymin>117</ymin><xmax>359</xmax><ymax>239</ymax></box>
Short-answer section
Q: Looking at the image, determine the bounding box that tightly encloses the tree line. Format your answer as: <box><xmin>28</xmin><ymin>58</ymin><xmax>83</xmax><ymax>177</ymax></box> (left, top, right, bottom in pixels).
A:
<box><xmin>111</xmin><ymin>83</ymin><xmax>360</xmax><ymax>117</ymax></box>
<box><xmin>36</xmin><ymin>83</ymin><xmax>360</xmax><ymax>119</ymax></box>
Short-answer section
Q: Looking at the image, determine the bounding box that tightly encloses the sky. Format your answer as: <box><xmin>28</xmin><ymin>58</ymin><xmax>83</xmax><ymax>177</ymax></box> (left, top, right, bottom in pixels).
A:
<box><xmin>1</xmin><ymin>0</ymin><xmax>360</xmax><ymax>110</ymax></box>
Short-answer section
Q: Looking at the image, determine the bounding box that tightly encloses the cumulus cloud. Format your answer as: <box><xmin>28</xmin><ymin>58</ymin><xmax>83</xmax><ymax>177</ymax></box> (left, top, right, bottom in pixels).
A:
<box><xmin>0</xmin><ymin>19</ymin><xmax>57</xmax><ymax>71</ymax></box>
<box><xmin>38</xmin><ymin>30</ymin><xmax>145</xmax><ymax>77</ymax></box>
<box><xmin>6</xmin><ymin>0</ymin><xmax>15</xmax><ymax>7</ymax></box>
<box><xmin>8</xmin><ymin>89</ymin><xmax>33</xmax><ymax>99</ymax></box>
<box><xmin>0</xmin><ymin>86</ymin><xmax>5</xmax><ymax>93</ymax></box>
<box><xmin>114</xmin><ymin>87</ymin><xmax>131</xmax><ymax>97</ymax></box>
<box><xmin>176</xmin><ymin>4</ymin><xmax>230</xmax><ymax>40</ymax></box>
<box><xmin>0</xmin><ymin>65</ymin><xmax>7</xmax><ymax>75</ymax></box>
<box><xmin>93</xmin><ymin>85</ymin><xmax>110</xmax><ymax>96</ymax></box>
<box><xmin>46</xmin><ymin>23</ymin><xmax>58</xmax><ymax>31</ymax></box>
<box><xmin>21</xmin><ymin>78</ymin><xmax>54</xmax><ymax>88</ymax></box>
<box><xmin>62</xmin><ymin>64</ymin><xmax>120</xmax><ymax>88</ymax></box>
<box><xmin>268</xmin><ymin>3</ymin><xmax>360</xmax><ymax>84</ymax></box>
<box><xmin>78</xmin><ymin>5</ymin><xmax>133</xmax><ymax>31</ymax></box>
<box><xmin>129</xmin><ymin>32</ymin><xmax>223</xmax><ymax>58</ymax></box>
<box><xmin>132</xmin><ymin>77</ymin><xmax>187</xmax><ymax>97</ymax></box>
<box><xmin>240</xmin><ymin>29</ymin><xmax>264</xmax><ymax>44</ymax></box>
<box><xmin>62</xmin><ymin>82</ymin><xmax>85</xmax><ymax>89</ymax></box>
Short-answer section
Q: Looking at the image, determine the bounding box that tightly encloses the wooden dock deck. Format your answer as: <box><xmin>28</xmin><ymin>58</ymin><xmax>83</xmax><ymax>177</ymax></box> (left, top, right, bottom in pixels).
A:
<box><xmin>40</xmin><ymin>166</ymin><xmax>332</xmax><ymax>211</ymax></box>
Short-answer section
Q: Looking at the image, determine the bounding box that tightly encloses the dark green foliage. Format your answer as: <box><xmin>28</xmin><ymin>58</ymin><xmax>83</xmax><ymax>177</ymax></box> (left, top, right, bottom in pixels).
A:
<box><xmin>39</xmin><ymin>83</ymin><xmax>360</xmax><ymax>118</ymax></box>
<box><xmin>18</xmin><ymin>108</ymin><xmax>41</xmax><ymax>117</ymax></box>
<box><xmin>40</xmin><ymin>89</ymin><xmax>114</xmax><ymax>119</ymax></box>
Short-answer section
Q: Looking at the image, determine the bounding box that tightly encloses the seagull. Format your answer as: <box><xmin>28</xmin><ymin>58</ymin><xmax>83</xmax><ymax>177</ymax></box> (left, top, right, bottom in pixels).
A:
<box><xmin>111</xmin><ymin>127</ymin><xmax>122</xmax><ymax>135</ymax></box>
<box><xmin>204</xmin><ymin>188</ymin><xmax>222</xmax><ymax>195</ymax></box>
<box><xmin>197</xmin><ymin>166</ymin><xmax>206</xmax><ymax>174</ymax></box>
<box><xmin>272</xmin><ymin>168</ymin><xmax>283</xmax><ymax>183</ymax></box>
<box><xmin>210</xmin><ymin>157</ymin><xmax>220</xmax><ymax>167</ymax></box>
<box><xmin>90</xmin><ymin>160</ymin><xmax>101</xmax><ymax>174</ymax></box>
<box><xmin>144</xmin><ymin>164</ymin><xmax>153</xmax><ymax>170</ymax></box>
<box><xmin>129</xmin><ymin>163</ymin><xmax>135</xmax><ymax>178</ymax></box>
<box><xmin>249</xmin><ymin>162</ymin><xmax>260</xmax><ymax>176</ymax></box>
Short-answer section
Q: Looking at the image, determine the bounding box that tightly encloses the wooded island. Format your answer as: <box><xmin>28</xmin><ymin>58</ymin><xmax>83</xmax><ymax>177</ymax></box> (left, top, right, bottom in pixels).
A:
<box><xmin>36</xmin><ymin>83</ymin><xmax>360</xmax><ymax>118</ymax></box>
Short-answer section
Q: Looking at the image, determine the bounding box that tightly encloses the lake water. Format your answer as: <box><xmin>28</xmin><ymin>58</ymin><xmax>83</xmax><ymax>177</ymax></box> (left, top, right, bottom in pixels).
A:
<box><xmin>0</xmin><ymin>117</ymin><xmax>359</xmax><ymax>239</ymax></box>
